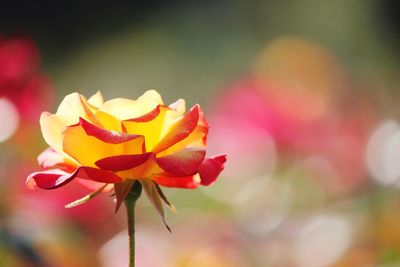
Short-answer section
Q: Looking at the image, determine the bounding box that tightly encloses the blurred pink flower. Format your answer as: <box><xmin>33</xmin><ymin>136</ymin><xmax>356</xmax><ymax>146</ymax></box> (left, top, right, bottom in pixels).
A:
<box><xmin>0</xmin><ymin>37</ymin><xmax>54</xmax><ymax>128</ymax></box>
<box><xmin>209</xmin><ymin>76</ymin><xmax>376</xmax><ymax>194</ymax></box>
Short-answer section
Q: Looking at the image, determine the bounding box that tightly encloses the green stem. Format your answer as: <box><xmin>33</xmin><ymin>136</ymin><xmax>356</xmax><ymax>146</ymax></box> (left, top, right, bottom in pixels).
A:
<box><xmin>124</xmin><ymin>181</ymin><xmax>142</xmax><ymax>267</ymax></box>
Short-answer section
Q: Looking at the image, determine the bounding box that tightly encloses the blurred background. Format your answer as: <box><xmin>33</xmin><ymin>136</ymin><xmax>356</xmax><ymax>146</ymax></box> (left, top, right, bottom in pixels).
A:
<box><xmin>2</xmin><ymin>0</ymin><xmax>400</xmax><ymax>266</ymax></box>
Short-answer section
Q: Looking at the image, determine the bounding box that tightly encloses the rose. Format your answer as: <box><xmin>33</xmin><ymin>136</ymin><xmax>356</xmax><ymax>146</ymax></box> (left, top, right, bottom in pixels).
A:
<box><xmin>27</xmin><ymin>90</ymin><xmax>226</xmax><ymax>222</ymax></box>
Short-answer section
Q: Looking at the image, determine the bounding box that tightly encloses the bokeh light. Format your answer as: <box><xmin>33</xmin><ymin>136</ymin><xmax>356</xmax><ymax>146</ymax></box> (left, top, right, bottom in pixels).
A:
<box><xmin>0</xmin><ymin>97</ymin><xmax>19</xmax><ymax>142</ymax></box>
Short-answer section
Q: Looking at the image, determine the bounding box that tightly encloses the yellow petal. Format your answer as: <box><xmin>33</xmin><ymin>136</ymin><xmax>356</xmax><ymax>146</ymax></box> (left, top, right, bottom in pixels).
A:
<box><xmin>100</xmin><ymin>90</ymin><xmax>164</xmax><ymax>120</ymax></box>
<box><xmin>158</xmin><ymin>125</ymin><xmax>208</xmax><ymax>156</ymax></box>
<box><xmin>95</xmin><ymin>111</ymin><xmax>122</xmax><ymax>132</ymax></box>
<box><xmin>122</xmin><ymin>106</ymin><xmax>179</xmax><ymax>151</ymax></box>
<box><xmin>169</xmin><ymin>98</ymin><xmax>186</xmax><ymax>115</ymax></box>
<box><xmin>157</xmin><ymin>105</ymin><xmax>208</xmax><ymax>156</ymax></box>
<box><xmin>40</xmin><ymin>112</ymin><xmax>67</xmax><ymax>153</ymax></box>
<box><xmin>88</xmin><ymin>91</ymin><xmax>104</xmax><ymax>108</ymax></box>
<box><xmin>56</xmin><ymin>92</ymin><xmax>100</xmax><ymax>125</ymax></box>
<box><xmin>63</xmin><ymin>123</ymin><xmax>144</xmax><ymax>167</ymax></box>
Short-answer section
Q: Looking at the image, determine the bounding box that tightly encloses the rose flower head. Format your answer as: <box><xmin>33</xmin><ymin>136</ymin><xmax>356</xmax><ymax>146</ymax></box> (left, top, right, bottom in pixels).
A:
<box><xmin>27</xmin><ymin>90</ymin><xmax>226</xmax><ymax>226</ymax></box>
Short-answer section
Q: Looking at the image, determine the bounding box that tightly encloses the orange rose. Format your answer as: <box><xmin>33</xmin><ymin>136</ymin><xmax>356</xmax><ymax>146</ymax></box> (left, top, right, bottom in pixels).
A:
<box><xmin>27</xmin><ymin>90</ymin><xmax>226</xmax><ymax>221</ymax></box>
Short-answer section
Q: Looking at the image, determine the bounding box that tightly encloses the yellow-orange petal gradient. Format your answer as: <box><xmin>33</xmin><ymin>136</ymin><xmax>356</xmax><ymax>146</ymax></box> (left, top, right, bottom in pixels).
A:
<box><xmin>152</xmin><ymin>105</ymin><xmax>200</xmax><ymax>154</ymax></box>
<box><xmin>122</xmin><ymin>105</ymin><xmax>181</xmax><ymax>152</ymax></box>
<box><xmin>63</xmin><ymin>118</ymin><xmax>144</xmax><ymax>167</ymax></box>
<box><xmin>27</xmin><ymin>90</ymin><xmax>226</xmax><ymax>213</ymax></box>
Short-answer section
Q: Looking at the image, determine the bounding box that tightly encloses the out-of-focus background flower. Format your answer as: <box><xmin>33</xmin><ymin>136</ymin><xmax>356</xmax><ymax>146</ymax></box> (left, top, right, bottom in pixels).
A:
<box><xmin>2</xmin><ymin>0</ymin><xmax>400</xmax><ymax>266</ymax></box>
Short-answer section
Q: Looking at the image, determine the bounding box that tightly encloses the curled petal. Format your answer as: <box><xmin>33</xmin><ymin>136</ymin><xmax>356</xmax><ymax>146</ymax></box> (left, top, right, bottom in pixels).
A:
<box><xmin>127</xmin><ymin>105</ymin><xmax>162</xmax><ymax>122</ymax></box>
<box><xmin>27</xmin><ymin>169</ymin><xmax>73</xmax><ymax>190</ymax></box>
<box><xmin>156</xmin><ymin>148</ymin><xmax>206</xmax><ymax>176</ymax></box>
<box><xmin>198</xmin><ymin>106</ymin><xmax>209</xmax><ymax>128</ymax></box>
<box><xmin>95</xmin><ymin>153</ymin><xmax>153</xmax><ymax>172</ymax></box>
<box><xmin>123</xmin><ymin>105</ymin><xmax>181</xmax><ymax>151</ymax></box>
<box><xmin>158</xmin><ymin>124</ymin><xmax>208</xmax><ymax>157</ymax></box>
<box><xmin>79</xmin><ymin>117</ymin><xmax>142</xmax><ymax>144</ymax></box>
<box><xmin>63</xmin><ymin>118</ymin><xmax>144</xmax><ymax>166</ymax></box>
<box><xmin>198</xmin><ymin>155</ymin><xmax>227</xmax><ymax>186</ymax></box>
<box><xmin>177</xmin><ymin>105</ymin><xmax>209</xmax><ymax>149</ymax></box>
<box><xmin>152</xmin><ymin>105</ymin><xmax>200</xmax><ymax>153</ymax></box>
<box><xmin>152</xmin><ymin>153</ymin><xmax>225</xmax><ymax>189</ymax></box>
<box><xmin>27</xmin><ymin>166</ymin><xmax>122</xmax><ymax>190</ymax></box>
<box><xmin>154</xmin><ymin>173</ymin><xmax>201</xmax><ymax>189</ymax></box>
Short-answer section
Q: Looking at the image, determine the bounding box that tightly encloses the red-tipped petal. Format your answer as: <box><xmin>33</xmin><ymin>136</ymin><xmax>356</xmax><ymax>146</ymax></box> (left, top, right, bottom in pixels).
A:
<box><xmin>27</xmin><ymin>166</ymin><xmax>122</xmax><ymax>190</ymax></box>
<box><xmin>75</xmin><ymin>166</ymin><xmax>123</xmax><ymax>183</ymax></box>
<box><xmin>27</xmin><ymin>169</ymin><xmax>74</xmax><ymax>190</ymax></box>
<box><xmin>156</xmin><ymin>148</ymin><xmax>206</xmax><ymax>176</ymax></box>
<box><xmin>152</xmin><ymin>105</ymin><xmax>200</xmax><ymax>153</ymax></box>
<box><xmin>198</xmin><ymin>155</ymin><xmax>227</xmax><ymax>186</ymax></box>
<box><xmin>63</xmin><ymin>119</ymin><xmax>144</xmax><ymax>166</ymax></box>
<box><xmin>154</xmin><ymin>174</ymin><xmax>200</xmax><ymax>189</ymax></box>
<box><xmin>127</xmin><ymin>105</ymin><xmax>162</xmax><ymax>122</ymax></box>
<box><xmin>213</xmin><ymin>154</ymin><xmax>227</xmax><ymax>165</ymax></box>
<box><xmin>95</xmin><ymin>153</ymin><xmax>153</xmax><ymax>172</ymax></box>
<box><xmin>79</xmin><ymin>117</ymin><xmax>142</xmax><ymax>144</ymax></box>
<box><xmin>122</xmin><ymin>105</ymin><xmax>177</xmax><ymax>152</ymax></box>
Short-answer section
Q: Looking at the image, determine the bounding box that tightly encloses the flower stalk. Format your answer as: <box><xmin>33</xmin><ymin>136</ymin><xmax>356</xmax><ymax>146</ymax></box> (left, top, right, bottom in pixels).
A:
<box><xmin>124</xmin><ymin>181</ymin><xmax>142</xmax><ymax>267</ymax></box>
